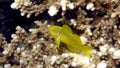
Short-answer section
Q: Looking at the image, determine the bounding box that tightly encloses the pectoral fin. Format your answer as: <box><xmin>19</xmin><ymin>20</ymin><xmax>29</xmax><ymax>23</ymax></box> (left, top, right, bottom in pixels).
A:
<box><xmin>55</xmin><ymin>34</ymin><xmax>61</xmax><ymax>48</ymax></box>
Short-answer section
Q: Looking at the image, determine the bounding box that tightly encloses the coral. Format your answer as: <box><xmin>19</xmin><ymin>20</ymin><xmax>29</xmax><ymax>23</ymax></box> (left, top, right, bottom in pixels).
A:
<box><xmin>0</xmin><ymin>0</ymin><xmax>119</xmax><ymax>67</ymax></box>
<box><xmin>29</xmin><ymin>21</ymin><xmax>49</xmax><ymax>39</ymax></box>
<box><xmin>0</xmin><ymin>21</ymin><xmax>92</xmax><ymax>68</ymax></box>
<box><xmin>10</xmin><ymin>0</ymin><xmax>85</xmax><ymax>18</ymax></box>
<box><xmin>11</xmin><ymin>0</ymin><xmax>50</xmax><ymax>18</ymax></box>
<box><xmin>0</xmin><ymin>22</ymin><xmax>60</xmax><ymax>67</ymax></box>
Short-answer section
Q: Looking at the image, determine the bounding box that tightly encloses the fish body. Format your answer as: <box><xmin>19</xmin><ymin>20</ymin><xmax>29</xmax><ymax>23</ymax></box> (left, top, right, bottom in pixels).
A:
<box><xmin>48</xmin><ymin>24</ymin><xmax>92</xmax><ymax>56</ymax></box>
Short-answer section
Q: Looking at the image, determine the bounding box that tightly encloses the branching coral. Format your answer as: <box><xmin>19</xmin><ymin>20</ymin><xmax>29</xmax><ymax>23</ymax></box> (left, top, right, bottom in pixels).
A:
<box><xmin>11</xmin><ymin>0</ymin><xmax>49</xmax><ymax>18</ymax></box>
<box><xmin>0</xmin><ymin>21</ymin><xmax>93</xmax><ymax>68</ymax></box>
<box><xmin>11</xmin><ymin>0</ymin><xmax>85</xmax><ymax>18</ymax></box>
<box><xmin>4</xmin><ymin>0</ymin><xmax>120</xmax><ymax>67</ymax></box>
<box><xmin>29</xmin><ymin>20</ymin><xmax>49</xmax><ymax>39</ymax></box>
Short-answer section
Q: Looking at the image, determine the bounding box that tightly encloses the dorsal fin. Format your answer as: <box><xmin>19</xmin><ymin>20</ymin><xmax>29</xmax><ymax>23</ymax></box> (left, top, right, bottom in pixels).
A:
<box><xmin>62</xmin><ymin>24</ymin><xmax>73</xmax><ymax>33</ymax></box>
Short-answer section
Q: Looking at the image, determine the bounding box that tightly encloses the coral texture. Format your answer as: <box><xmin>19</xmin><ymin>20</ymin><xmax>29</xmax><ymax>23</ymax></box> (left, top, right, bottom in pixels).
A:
<box><xmin>0</xmin><ymin>0</ymin><xmax>120</xmax><ymax>68</ymax></box>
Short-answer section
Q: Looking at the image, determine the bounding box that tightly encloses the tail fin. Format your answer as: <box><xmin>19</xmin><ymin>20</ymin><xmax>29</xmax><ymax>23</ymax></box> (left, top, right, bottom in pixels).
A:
<box><xmin>81</xmin><ymin>45</ymin><xmax>93</xmax><ymax>57</ymax></box>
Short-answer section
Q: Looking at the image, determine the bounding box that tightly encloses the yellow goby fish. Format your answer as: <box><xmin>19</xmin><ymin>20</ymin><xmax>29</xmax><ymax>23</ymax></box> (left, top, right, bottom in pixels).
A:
<box><xmin>48</xmin><ymin>24</ymin><xmax>92</xmax><ymax>57</ymax></box>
